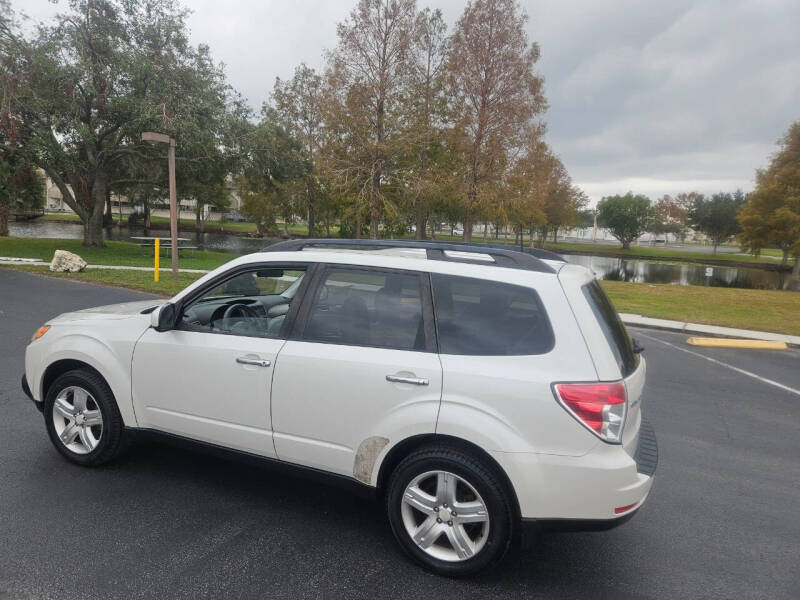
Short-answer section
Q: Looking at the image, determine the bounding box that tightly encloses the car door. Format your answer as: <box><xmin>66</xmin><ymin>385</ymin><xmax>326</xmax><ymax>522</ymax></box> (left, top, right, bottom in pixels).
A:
<box><xmin>131</xmin><ymin>264</ymin><xmax>310</xmax><ymax>457</ymax></box>
<box><xmin>270</xmin><ymin>265</ymin><xmax>442</xmax><ymax>478</ymax></box>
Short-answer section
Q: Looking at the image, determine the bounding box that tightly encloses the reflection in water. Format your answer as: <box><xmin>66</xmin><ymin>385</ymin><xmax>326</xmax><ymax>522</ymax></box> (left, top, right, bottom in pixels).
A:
<box><xmin>565</xmin><ymin>254</ymin><xmax>784</xmax><ymax>290</ymax></box>
<box><xmin>7</xmin><ymin>220</ymin><xmax>785</xmax><ymax>290</ymax></box>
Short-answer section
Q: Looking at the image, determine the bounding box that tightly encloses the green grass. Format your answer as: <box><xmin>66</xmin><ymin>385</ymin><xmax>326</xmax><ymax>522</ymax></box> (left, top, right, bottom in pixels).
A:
<box><xmin>2</xmin><ymin>264</ymin><xmax>203</xmax><ymax>296</ymax></box>
<box><xmin>601</xmin><ymin>281</ymin><xmax>800</xmax><ymax>336</ymax></box>
<box><xmin>0</xmin><ymin>237</ymin><xmax>233</xmax><ymax>271</ymax></box>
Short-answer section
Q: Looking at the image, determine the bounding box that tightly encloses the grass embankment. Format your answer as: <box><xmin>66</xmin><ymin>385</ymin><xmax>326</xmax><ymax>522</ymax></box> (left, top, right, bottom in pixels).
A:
<box><xmin>0</xmin><ymin>237</ymin><xmax>233</xmax><ymax>271</ymax></box>
<box><xmin>601</xmin><ymin>281</ymin><xmax>800</xmax><ymax>336</ymax></box>
<box><xmin>4</xmin><ymin>264</ymin><xmax>202</xmax><ymax>296</ymax></box>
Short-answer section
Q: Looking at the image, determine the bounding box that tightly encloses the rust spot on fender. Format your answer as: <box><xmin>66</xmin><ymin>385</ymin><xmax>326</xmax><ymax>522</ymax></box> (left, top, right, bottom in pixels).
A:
<box><xmin>353</xmin><ymin>436</ymin><xmax>390</xmax><ymax>483</ymax></box>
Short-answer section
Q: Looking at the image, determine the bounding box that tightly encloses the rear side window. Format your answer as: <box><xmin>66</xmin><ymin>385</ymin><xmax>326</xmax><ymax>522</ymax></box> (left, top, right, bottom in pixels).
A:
<box><xmin>303</xmin><ymin>268</ymin><xmax>427</xmax><ymax>351</ymax></box>
<box><xmin>582</xmin><ymin>281</ymin><xmax>638</xmax><ymax>376</ymax></box>
<box><xmin>431</xmin><ymin>274</ymin><xmax>554</xmax><ymax>356</ymax></box>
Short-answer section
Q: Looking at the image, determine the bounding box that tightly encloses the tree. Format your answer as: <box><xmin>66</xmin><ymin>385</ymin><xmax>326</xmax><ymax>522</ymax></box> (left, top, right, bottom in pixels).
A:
<box><xmin>325</xmin><ymin>0</ymin><xmax>418</xmax><ymax>239</ymax></box>
<box><xmin>271</xmin><ymin>64</ymin><xmax>324</xmax><ymax>236</ymax></box>
<box><xmin>446</xmin><ymin>0</ymin><xmax>546</xmax><ymax>241</ymax></box>
<box><xmin>0</xmin><ymin>0</ymin><xmax>232</xmax><ymax>246</ymax></box>
<box><xmin>739</xmin><ymin>122</ymin><xmax>800</xmax><ymax>289</ymax></box>
<box><xmin>596</xmin><ymin>193</ymin><xmax>654</xmax><ymax>249</ymax></box>
<box><xmin>406</xmin><ymin>7</ymin><xmax>449</xmax><ymax>240</ymax></box>
<box><xmin>689</xmin><ymin>191</ymin><xmax>745</xmax><ymax>254</ymax></box>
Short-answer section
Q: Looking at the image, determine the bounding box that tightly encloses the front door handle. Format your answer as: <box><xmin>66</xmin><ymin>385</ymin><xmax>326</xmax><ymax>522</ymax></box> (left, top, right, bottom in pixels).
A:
<box><xmin>236</xmin><ymin>356</ymin><xmax>271</xmax><ymax>367</ymax></box>
<box><xmin>386</xmin><ymin>374</ymin><xmax>429</xmax><ymax>386</ymax></box>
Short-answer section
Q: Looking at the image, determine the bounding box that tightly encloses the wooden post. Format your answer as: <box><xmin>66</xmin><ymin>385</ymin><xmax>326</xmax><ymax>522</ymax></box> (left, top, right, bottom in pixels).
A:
<box><xmin>168</xmin><ymin>138</ymin><xmax>178</xmax><ymax>281</ymax></box>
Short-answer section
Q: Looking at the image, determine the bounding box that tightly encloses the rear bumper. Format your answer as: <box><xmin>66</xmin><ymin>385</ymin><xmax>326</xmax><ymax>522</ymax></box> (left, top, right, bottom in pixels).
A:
<box><xmin>495</xmin><ymin>418</ymin><xmax>659</xmax><ymax>522</ymax></box>
<box><xmin>21</xmin><ymin>374</ymin><xmax>43</xmax><ymax>412</ymax></box>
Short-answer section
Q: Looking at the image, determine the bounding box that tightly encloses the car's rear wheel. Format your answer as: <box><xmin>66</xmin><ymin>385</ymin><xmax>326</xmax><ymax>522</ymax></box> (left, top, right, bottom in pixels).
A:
<box><xmin>44</xmin><ymin>369</ymin><xmax>127</xmax><ymax>466</ymax></box>
<box><xmin>386</xmin><ymin>445</ymin><xmax>514</xmax><ymax>577</ymax></box>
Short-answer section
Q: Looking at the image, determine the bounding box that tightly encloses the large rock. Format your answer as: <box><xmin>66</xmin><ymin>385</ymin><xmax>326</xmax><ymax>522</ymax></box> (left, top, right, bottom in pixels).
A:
<box><xmin>50</xmin><ymin>250</ymin><xmax>87</xmax><ymax>273</ymax></box>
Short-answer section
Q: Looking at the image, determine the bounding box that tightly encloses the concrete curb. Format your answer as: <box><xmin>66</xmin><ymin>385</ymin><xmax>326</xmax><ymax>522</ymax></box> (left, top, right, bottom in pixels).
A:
<box><xmin>621</xmin><ymin>313</ymin><xmax>800</xmax><ymax>348</ymax></box>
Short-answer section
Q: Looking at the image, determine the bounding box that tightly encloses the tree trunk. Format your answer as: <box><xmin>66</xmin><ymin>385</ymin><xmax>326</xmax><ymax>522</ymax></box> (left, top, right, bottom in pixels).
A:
<box><xmin>355</xmin><ymin>209</ymin><xmax>362</xmax><ymax>240</ymax></box>
<box><xmin>82</xmin><ymin>175</ymin><xmax>107</xmax><ymax>247</ymax></box>
<box><xmin>483</xmin><ymin>222</ymin><xmax>488</xmax><ymax>242</ymax></box>
<box><xmin>0</xmin><ymin>200</ymin><xmax>9</xmax><ymax>236</ymax></box>
<box><xmin>370</xmin><ymin>181</ymin><xmax>380</xmax><ymax>240</ymax></box>
<box><xmin>552</xmin><ymin>228</ymin><xmax>558</xmax><ymax>243</ymax></box>
<box><xmin>307</xmin><ymin>176</ymin><xmax>316</xmax><ymax>237</ymax></box>
<box><xmin>83</xmin><ymin>207</ymin><xmax>105</xmax><ymax>247</ymax></box>
<box><xmin>712</xmin><ymin>241</ymin><xmax>718</xmax><ymax>255</ymax></box>
<box><xmin>144</xmin><ymin>197</ymin><xmax>151</xmax><ymax>230</ymax></box>
<box><xmin>622</xmin><ymin>240</ymin><xmax>631</xmax><ymax>250</ymax></box>
<box><xmin>415</xmin><ymin>200</ymin><xmax>425</xmax><ymax>241</ymax></box>
<box><xmin>781</xmin><ymin>248</ymin><xmax>789</xmax><ymax>266</ymax></box>
<box><xmin>104</xmin><ymin>188</ymin><xmax>113</xmax><ymax>227</ymax></box>
<box><xmin>786</xmin><ymin>256</ymin><xmax>800</xmax><ymax>291</ymax></box>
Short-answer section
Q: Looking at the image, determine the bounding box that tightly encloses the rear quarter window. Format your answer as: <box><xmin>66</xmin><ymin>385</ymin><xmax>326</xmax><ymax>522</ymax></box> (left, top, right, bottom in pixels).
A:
<box><xmin>431</xmin><ymin>274</ymin><xmax>554</xmax><ymax>356</ymax></box>
<box><xmin>582</xmin><ymin>280</ymin><xmax>638</xmax><ymax>376</ymax></box>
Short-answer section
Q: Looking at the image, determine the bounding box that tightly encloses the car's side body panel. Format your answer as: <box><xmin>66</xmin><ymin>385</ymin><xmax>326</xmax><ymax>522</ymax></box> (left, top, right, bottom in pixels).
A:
<box><xmin>131</xmin><ymin>328</ymin><xmax>284</xmax><ymax>457</ymax></box>
<box><xmin>271</xmin><ymin>341</ymin><xmax>443</xmax><ymax>478</ymax></box>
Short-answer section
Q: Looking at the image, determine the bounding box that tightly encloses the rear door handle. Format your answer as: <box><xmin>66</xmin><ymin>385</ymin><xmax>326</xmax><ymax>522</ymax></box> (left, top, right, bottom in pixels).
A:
<box><xmin>236</xmin><ymin>357</ymin><xmax>271</xmax><ymax>367</ymax></box>
<box><xmin>386</xmin><ymin>374</ymin><xmax>429</xmax><ymax>386</ymax></box>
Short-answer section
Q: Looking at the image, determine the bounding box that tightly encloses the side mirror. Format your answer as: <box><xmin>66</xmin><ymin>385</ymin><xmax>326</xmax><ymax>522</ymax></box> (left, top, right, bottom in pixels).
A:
<box><xmin>632</xmin><ymin>337</ymin><xmax>645</xmax><ymax>354</ymax></box>
<box><xmin>151</xmin><ymin>302</ymin><xmax>177</xmax><ymax>332</ymax></box>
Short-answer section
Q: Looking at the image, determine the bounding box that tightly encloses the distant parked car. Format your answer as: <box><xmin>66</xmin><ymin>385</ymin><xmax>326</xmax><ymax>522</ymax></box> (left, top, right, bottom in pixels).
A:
<box><xmin>225</xmin><ymin>210</ymin><xmax>247</xmax><ymax>222</ymax></box>
<box><xmin>452</xmin><ymin>228</ymin><xmax>464</xmax><ymax>236</ymax></box>
<box><xmin>22</xmin><ymin>238</ymin><xmax>656</xmax><ymax>577</ymax></box>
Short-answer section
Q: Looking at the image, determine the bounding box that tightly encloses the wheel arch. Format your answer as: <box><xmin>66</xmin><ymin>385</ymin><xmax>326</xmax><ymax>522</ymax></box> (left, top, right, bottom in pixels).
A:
<box><xmin>41</xmin><ymin>359</ymin><xmax>128</xmax><ymax>424</ymax></box>
<box><xmin>375</xmin><ymin>433</ymin><xmax>522</xmax><ymax>524</ymax></box>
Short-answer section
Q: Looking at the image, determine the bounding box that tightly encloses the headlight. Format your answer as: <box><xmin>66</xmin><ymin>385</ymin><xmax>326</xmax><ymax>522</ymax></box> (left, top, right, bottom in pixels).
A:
<box><xmin>32</xmin><ymin>325</ymin><xmax>51</xmax><ymax>341</ymax></box>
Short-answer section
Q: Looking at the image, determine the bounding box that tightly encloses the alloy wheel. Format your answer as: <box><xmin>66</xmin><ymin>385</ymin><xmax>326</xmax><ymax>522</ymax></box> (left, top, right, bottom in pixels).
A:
<box><xmin>400</xmin><ymin>470</ymin><xmax>490</xmax><ymax>562</ymax></box>
<box><xmin>51</xmin><ymin>386</ymin><xmax>103</xmax><ymax>455</ymax></box>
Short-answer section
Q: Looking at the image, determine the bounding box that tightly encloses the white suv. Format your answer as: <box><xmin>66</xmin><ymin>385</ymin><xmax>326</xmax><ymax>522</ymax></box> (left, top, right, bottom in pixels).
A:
<box><xmin>22</xmin><ymin>240</ymin><xmax>657</xmax><ymax>576</ymax></box>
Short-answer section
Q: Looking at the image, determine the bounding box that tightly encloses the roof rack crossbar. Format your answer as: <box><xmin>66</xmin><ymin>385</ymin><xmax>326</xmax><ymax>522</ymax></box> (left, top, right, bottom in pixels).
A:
<box><xmin>261</xmin><ymin>239</ymin><xmax>561</xmax><ymax>273</ymax></box>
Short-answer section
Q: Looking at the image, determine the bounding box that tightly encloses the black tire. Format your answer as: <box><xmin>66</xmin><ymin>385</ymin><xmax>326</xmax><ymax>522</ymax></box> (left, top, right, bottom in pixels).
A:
<box><xmin>386</xmin><ymin>445</ymin><xmax>515</xmax><ymax>577</ymax></box>
<box><xmin>44</xmin><ymin>368</ymin><xmax>127</xmax><ymax>466</ymax></box>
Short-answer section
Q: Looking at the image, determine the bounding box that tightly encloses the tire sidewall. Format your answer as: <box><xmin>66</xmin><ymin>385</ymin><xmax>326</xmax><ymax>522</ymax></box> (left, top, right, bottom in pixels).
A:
<box><xmin>387</xmin><ymin>451</ymin><xmax>512</xmax><ymax>577</ymax></box>
<box><xmin>44</xmin><ymin>370</ymin><xmax>118</xmax><ymax>466</ymax></box>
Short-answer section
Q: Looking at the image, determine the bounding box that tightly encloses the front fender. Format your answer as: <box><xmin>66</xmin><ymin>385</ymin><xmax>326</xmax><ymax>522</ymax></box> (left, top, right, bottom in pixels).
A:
<box><xmin>28</xmin><ymin>328</ymin><xmax>143</xmax><ymax>427</ymax></box>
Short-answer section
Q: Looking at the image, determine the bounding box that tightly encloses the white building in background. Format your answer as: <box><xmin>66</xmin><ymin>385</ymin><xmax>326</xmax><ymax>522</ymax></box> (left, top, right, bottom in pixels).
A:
<box><xmin>42</xmin><ymin>174</ymin><xmax>244</xmax><ymax>221</ymax></box>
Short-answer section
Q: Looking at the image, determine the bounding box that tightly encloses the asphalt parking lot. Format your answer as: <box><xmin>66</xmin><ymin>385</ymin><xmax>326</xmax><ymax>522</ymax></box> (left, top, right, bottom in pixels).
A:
<box><xmin>1</xmin><ymin>268</ymin><xmax>798</xmax><ymax>599</ymax></box>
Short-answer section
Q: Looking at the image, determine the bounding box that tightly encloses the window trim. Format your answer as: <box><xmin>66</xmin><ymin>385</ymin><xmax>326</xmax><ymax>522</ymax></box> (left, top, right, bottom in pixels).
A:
<box><xmin>173</xmin><ymin>261</ymin><xmax>316</xmax><ymax>340</ymax></box>
<box><xmin>291</xmin><ymin>263</ymin><xmax>438</xmax><ymax>353</ymax></box>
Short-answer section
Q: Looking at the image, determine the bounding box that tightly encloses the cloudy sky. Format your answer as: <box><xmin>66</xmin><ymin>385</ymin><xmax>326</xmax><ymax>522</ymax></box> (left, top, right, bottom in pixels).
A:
<box><xmin>15</xmin><ymin>0</ymin><xmax>800</xmax><ymax>203</ymax></box>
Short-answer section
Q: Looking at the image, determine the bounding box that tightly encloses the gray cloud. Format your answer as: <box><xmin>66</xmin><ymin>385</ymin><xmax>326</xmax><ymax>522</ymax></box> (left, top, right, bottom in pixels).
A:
<box><xmin>14</xmin><ymin>0</ymin><xmax>800</xmax><ymax>202</ymax></box>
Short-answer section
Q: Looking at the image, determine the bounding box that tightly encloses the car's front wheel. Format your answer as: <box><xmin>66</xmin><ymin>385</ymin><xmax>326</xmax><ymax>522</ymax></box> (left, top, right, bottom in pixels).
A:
<box><xmin>44</xmin><ymin>369</ymin><xmax>127</xmax><ymax>466</ymax></box>
<box><xmin>386</xmin><ymin>445</ymin><xmax>514</xmax><ymax>577</ymax></box>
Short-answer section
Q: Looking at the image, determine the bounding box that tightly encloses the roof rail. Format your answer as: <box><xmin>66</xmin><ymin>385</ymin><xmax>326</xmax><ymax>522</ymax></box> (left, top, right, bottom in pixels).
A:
<box><xmin>261</xmin><ymin>238</ymin><xmax>563</xmax><ymax>273</ymax></box>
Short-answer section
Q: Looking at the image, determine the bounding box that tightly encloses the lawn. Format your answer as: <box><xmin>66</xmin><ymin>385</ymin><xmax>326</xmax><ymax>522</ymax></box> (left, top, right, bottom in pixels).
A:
<box><xmin>0</xmin><ymin>237</ymin><xmax>233</xmax><ymax>271</ymax></box>
<box><xmin>3</xmin><ymin>262</ymin><xmax>798</xmax><ymax>335</ymax></box>
<box><xmin>601</xmin><ymin>281</ymin><xmax>800</xmax><ymax>336</ymax></box>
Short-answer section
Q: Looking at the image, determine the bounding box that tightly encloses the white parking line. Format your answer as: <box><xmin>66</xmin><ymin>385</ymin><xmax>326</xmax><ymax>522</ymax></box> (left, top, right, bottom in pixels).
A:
<box><xmin>636</xmin><ymin>331</ymin><xmax>800</xmax><ymax>398</ymax></box>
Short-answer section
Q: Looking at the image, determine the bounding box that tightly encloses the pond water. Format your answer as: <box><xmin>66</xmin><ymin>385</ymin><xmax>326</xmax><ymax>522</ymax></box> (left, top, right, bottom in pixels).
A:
<box><xmin>7</xmin><ymin>220</ymin><xmax>786</xmax><ymax>290</ymax></box>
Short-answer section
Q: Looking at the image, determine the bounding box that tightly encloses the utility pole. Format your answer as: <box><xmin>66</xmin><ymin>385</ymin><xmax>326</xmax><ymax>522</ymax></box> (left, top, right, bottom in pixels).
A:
<box><xmin>142</xmin><ymin>132</ymin><xmax>179</xmax><ymax>280</ymax></box>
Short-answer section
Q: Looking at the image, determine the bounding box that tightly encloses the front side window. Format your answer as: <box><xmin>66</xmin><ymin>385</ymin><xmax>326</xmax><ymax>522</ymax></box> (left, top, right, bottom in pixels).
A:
<box><xmin>302</xmin><ymin>268</ymin><xmax>426</xmax><ymax>351</ymax></box>
<box><xmin>431</xmin><ymin>274</ymin><xmax>554</xmax><ymax>356</ymax></box>
<box><xmin>178</xmin><ymin>266</ymin><xmax>307</xmax><ymax>338</ymax></box>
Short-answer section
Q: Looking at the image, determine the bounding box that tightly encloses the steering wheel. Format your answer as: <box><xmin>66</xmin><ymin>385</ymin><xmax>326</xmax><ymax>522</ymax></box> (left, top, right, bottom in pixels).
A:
<box><xmin>223</xmin><ymin>302</ymin><xmax>258</xmax><ymax>323</ymax></box>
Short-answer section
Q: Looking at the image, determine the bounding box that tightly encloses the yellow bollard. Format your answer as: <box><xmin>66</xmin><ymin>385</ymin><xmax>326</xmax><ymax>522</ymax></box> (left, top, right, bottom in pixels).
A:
<box><xmin>154</xmin><ymin>237</ymin><xmax>160</xmax><ymax>282</ymax></box>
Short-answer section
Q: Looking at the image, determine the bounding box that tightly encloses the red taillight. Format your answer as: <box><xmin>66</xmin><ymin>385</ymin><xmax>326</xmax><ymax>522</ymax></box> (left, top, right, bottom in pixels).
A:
<box><xmin>554</xmin><ymin>381</ymin><xmax>627</xmax><ymax>443</ymax></box>
<box><xmin>614</xmin><ymin>502</ymin><xmax>638</xmax><ymax>514</ymax></box>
